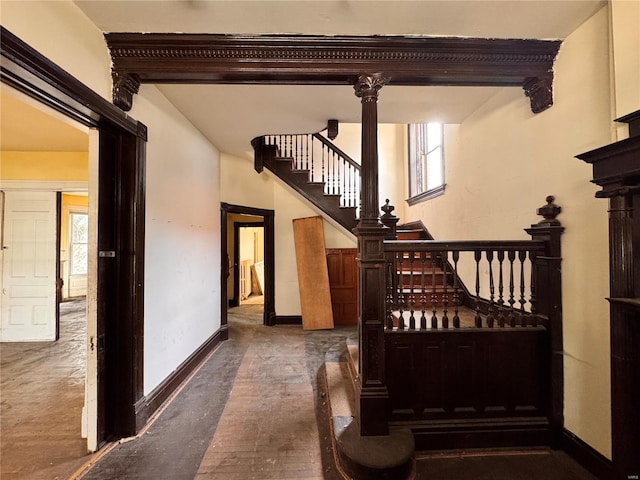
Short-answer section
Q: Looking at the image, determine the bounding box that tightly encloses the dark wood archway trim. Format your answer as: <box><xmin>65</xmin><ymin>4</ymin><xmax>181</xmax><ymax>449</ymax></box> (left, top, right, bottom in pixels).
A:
<box><xmin>104</xmin><ymin>33</ymin><xmax>561</xmax><ymax>114</ymax></box>
<box><xmin>1</xmin><ymin>26</ymin><xmax>146</xmax><ymax>444</ymax></box>
<box><xmin>1</xmin><ymin>27</ymin><xmax>143</xmax><ymax>137</ymax></box>
<box><xmin>221</xmin><ymin>203</ymin><xmax>276</xmax><ymax>327</ymax></box>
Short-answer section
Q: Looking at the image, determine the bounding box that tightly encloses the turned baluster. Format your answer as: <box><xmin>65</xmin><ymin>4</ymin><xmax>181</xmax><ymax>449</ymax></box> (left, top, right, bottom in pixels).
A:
<box><xmin>321</xmin><ymin>142</ymin><xmax>326</xmax><ymax>186</ymax></box>
<box><xmin>408</xmin><ymin>251</ymin><xmax>416</xmax><ymax>331</ymax></box>
<box><xmin>397</xmin><ymin>253</ymin><xmax>406</xmax><ymax>330</ymax></box>
<box><xmin>474</xmin><ymin>250</ymin><xmax>483</xmax><ymax>327</ymax></box>
<box><xmin>487</xmin><ymin>250</ymin><xmax>495</xmax><ymax>327</ymax></box>
<box><xmin>529</xmin><ymin>250</ymin><xmax>538</xmax><ymax>327</ymax></box>
<box><xmin>431</xmin><ymin>252</ymin><xmax>439</xmax><ymax>329</ymax></box>
<box><xmin>441</xmin><ymin>250</ymin><xmax>449</xmax><ymax>329</ymax></box>
<box><xmin>331</xmin><ymin>151</ymin><xmax>340</xmax><ymax>195</ymax></box>
<box><xmin>508</xmin><ymin>250</ymin><xmax>516</xmax><ymax>327</ymax></box>
<box><xmin>420</xmin><ymin>251</ymin><xmax>427</xmax><ymax>330</ymax></box>
<box><xmin>497</xmin><ymin>250</ymin><xmax>506</xmax><ymax>327</ymax></box>
<box><xmin>452</xmin><ymin>251</ymin><xmax>461</xmax><ymax>328</ymax></box>
<box><xmin>311</xmin><ymin>135</ymin><xmax>316</xmax><ymax>181</ymax></box>
<box><xmin>385</xmin><ymin>255</ymin><xmax>394</xmax><ymax>330</ymax></box>
<box><xmin>518</xmin><ymin>250</ymin><xmax>527</xmax><ymax>326</ymax></box>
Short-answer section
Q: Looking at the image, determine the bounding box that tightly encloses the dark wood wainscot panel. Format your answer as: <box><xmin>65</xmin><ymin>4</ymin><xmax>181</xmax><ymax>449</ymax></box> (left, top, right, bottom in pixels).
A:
<box><xmin>327</xmin><ymin>248</ymin><xmax>358</xmax><ymax>326</ymax></box>
<box><xmin>385</xmin><ymin>328</ymin><xmax>549</xmax><ymax>421</ymax></box>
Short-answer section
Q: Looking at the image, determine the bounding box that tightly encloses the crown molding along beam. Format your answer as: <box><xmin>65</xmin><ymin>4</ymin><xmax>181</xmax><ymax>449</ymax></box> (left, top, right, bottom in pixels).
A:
<box><xmin>105</xmin><ymin>34</ymin><xmax>561</xmax><ymax>114</ymax></box>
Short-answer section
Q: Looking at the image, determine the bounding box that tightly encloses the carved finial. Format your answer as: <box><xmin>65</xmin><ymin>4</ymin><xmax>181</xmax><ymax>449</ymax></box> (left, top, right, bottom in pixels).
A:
<box><xmin>536</xmin><ymin>195</ymin><xmax>561</xmax><ymax>226</ymax></box>
<box><xmin>523</xmin><ymin>75</ymin><xmax>554</xmax><ymax>114</ymax></box>
<box><xmin>112</xmin><ymin>71</ymin><xmax>140</xmax><ymax>111</ymax></box>
<box><xmin>381</xmin><ymin>199</ymin><xmax>396</xmax><ymax>218</ymax></box>
<box><xmin>380</xmin><ymin>199</ymin><xmax>399</xmax><ymax>239</ymax></box>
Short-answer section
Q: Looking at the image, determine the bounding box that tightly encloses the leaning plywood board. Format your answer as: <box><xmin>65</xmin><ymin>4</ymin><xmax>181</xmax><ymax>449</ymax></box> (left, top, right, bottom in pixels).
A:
<box><xmin>292</xmin><ymin>216</ymin><xmax>335</xmax><ymax>330</ymax></box>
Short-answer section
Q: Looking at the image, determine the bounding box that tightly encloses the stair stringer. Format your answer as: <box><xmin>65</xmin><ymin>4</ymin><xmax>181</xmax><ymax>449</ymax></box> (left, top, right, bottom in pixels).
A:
<box><xmin>261</xmin><ymin>166</ymin><xmax>358</xmax><ymax>238</ymax></box>
<box><xmin>261</xmin><ymin>156</ymin><xmax>359</xmax><ymax>234</ymax></box>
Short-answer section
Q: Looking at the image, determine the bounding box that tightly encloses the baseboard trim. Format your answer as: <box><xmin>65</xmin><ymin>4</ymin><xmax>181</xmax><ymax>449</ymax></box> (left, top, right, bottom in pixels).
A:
<box><xmin>402</xmin><ymin>417</ymin><xmax>550</xmax><ymax>452</ymax></box>
<box><xmin>134</xmin><ymin>327</ymin><xmax>226</xmax><ymax>432</ymax></box>
<box><xmin>560</xmin><ymin>429</ymin><xmax>615</xmax><ymax>480</ymax></box>
<box><xmin>273</xmin><ymin>315</ymin><xmax>302</xmax><ymax>325</ymax></box>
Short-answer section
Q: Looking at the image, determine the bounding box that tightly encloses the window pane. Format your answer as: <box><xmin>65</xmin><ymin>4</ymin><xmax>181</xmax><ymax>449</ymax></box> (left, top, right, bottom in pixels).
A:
<box><xmin>71</xmin><ymin>214</ymin><xmax>88</xmax><ymax>243</ymax></box>
<box><xmin>70</xmin><ymin>213</ymin><xmax>88</xmax><ymax>275</ymax></box>
<box><xmin>426</xmin><ymin>147</ymin><xmax>443</xmax><ymax>190</ymax></box>
<box><xmin>427</xmin><ymin>123</ymin><xmax>442</xmax><ymax>150</ymax></box>
<box><xmin>71</xmin><ymin>244</ymin><xmax>88</xmax><ymax>275</ymax></box>
<box><xmin>408</xmin><ymin>122</ymin><xmax>444</xmax><ymax>199</ymax></box>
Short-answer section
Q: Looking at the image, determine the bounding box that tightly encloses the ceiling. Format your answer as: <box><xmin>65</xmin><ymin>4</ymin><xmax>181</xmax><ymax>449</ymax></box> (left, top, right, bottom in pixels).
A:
<box><xmin>1</xmin><ymin>85</ymin><xmax>89</xmax><ymax>152</ymax></box>
<box><xmin>3</xmin><ymin>1</ymin><xmax>607</xmax><ymax>158</ymax></box>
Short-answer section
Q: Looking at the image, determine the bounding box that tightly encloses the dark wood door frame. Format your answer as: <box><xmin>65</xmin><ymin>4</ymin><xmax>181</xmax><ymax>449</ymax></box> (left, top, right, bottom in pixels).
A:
<box><xmin>221</xmin><ymin>203</ymin><xmax>275</xmax><ymax>327</ymax></box>
<box><xmin>1</xmin><ymin>27</ymin><xmax>146</xmax><ymax>444</ymax></box>
<box><xmin>232</xmin><ymin>221</ymin><xmax>265</xmax><ymax>308</ymax></box>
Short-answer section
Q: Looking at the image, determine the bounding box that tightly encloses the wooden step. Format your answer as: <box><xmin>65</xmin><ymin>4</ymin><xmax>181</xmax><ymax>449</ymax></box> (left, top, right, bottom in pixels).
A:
<box><xmin>262</xmin><ymin>155</ymin><xmax>358</xmax><ymax>232</ymax></box>
<box><xmin>396</xmin><ymin>229</ymin><xmax>426</xmax><ymax>240</ymax></box>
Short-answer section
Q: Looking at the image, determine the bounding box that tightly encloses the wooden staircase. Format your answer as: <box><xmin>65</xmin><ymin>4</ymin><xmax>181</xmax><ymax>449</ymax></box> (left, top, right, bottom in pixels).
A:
<box><xmin>391</xmin><ymin>223</ymin><xmax>470</xmax><ymax>328</ymax></box>
<box><xmin>252</xmin><ymin>133</ymin><xmax>360</xmax><ymax>232</ymax></box>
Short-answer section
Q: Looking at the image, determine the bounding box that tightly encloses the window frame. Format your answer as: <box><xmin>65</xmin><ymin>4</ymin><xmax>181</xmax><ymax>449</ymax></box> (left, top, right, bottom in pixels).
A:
<box><xmin>406</xmin><ymin>122</ymin><xmax>446</xmax><ymax>206</ymax></box>
<box><xmin>69</xmin><ymin>211</ymin><xmax>89</xmax><ymax>276</ymax></box>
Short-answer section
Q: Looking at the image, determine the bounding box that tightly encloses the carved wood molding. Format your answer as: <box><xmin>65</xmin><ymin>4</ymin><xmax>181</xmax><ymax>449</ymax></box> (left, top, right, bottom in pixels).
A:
<box><xmin>105</xmin><ymin>33</ymin><xmax>561</xmax><ymax>113</ymax></box>
<box><xmin>0</xmin><ymin>26</ymin><xmax>142</xmax><ymax>136</ymax></box>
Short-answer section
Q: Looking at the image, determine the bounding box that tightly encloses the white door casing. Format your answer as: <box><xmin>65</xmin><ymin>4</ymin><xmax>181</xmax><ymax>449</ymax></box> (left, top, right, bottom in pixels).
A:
<box><xmin>1</xmin><ymin>191</ymin><xmax>57</xmax><ymax>342</ymax></box>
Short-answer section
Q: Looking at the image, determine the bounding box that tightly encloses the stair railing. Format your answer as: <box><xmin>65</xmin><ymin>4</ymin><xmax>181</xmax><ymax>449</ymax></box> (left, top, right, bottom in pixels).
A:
<box><xmin>382</xmin><ymin>196</ymin><xmax>564</xmax><ymax>333</ymax></box>
<box><xmin>262</xmin><ymin>133</ymin><xmax>361</xmax><ymax>210</ymax></box>
<box><xmin>384</xmin><ymin>240</ymin><xmax>546</xmax><ymax>331</ymax></box>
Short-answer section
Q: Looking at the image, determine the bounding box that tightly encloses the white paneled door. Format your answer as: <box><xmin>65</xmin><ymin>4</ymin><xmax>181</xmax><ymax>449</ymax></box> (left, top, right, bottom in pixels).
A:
<box><xmin>1</xmin><ymin>191</ymin><xmax>57</xmax><ymax>342</ymax></box>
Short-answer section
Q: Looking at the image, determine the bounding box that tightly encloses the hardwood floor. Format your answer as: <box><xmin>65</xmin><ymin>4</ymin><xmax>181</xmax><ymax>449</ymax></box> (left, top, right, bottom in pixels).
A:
<box><xmin>0</xmin><ymin>298</ymin><xmax>91</xmax><ymax>479</ymax></box>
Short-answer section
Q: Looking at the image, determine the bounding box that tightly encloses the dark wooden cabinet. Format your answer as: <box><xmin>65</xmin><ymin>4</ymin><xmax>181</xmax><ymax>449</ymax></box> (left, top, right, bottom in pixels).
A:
<box><xmin>326</xmin><ymin>248</ymin><xmax>358</xmax><ymax>326</ymax></box>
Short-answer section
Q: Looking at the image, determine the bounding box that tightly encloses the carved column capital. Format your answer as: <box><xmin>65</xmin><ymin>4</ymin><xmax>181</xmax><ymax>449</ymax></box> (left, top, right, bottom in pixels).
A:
<box><xmin>112</xmin><ymin>71</ymin><xmax>140</xmax><ymax>112</ymax></box>
<box><xmin>523</xmin><ymin>75</ymin><xmax>554</xmax><ymax>114</ymax></box>
<box><xmin>354</xmin><ymin>74</ymin><xmax>388</xmax><ymax>102</ymax></box>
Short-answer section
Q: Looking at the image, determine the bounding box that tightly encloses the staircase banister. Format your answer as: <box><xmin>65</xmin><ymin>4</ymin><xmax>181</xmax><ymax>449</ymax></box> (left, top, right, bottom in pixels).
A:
<box><xmin>312</xmin><ymin>133</ymin><xmax>361</xmax><ymax>170</ymax></box>
<box><xmin>384</xmin><ymin>239</ymin><xmax>547</xmax><ymax>253</ymax></box>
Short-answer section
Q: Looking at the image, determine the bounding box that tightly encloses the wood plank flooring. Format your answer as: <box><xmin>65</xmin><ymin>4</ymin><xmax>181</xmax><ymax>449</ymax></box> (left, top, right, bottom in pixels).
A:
<box><xmin>0</xmin><ymin>298</ymin><xmax>90</xmax><ymax>480</ymax></box>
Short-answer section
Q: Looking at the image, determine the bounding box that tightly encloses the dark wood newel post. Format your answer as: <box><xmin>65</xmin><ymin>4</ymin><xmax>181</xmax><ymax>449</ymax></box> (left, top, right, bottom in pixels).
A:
<box><xmin>525</xmin><ymin>196</ymin><xmax>564</xmax><ymax>446</ymax></box>
<box><xmin>353</xmin><ymin>73</ymin><xmax>390</xmax><ymax>436</ymax></box>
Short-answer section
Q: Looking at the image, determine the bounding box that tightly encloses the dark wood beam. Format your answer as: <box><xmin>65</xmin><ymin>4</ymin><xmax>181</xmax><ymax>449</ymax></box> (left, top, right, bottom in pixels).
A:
<box><xmin>104</xmin><ymin>33</ymin><xmax>561</xmax><ymax>113</ymax></box>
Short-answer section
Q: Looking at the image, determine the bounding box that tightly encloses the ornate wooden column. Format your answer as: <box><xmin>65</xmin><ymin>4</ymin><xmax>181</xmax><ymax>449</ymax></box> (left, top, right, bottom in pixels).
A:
<box><xmin>353</xmin><ymin>73</ymin><xmax>389</xmax><ymax>436</ymax></box>
<box><xmin>577</xmin><ymin>110</ymin><xmax>640</xmax><ymax>479</ymax></box>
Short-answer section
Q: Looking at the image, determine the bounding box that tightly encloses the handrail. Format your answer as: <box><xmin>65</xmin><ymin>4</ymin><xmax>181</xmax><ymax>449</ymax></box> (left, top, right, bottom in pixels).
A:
<box><xmin>384</xmin><ymin>239</ymin><xmax>546</xmax><ymax>252</ymax></box>
<box><xmin>261</xmin><ymin>131</ymin><xmax>361</xmax><ymax>210</ymax></box>
<box><xmin>312</xmin><ymin>133</ymin><xmax>361</xmax><ymax>170</ymax></box>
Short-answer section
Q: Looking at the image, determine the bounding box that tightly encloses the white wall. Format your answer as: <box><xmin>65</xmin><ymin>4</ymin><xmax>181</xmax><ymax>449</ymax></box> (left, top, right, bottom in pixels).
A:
<box><xmin>130</xmin><ymin>85</ymin><xmax>221</xmax><ymax>394</ymax></box>
<box><xmin>610</xmin><ymin>0</ymin><xmax>640</xmax><ymax>135</ymax></box>
<box><xmin>220</xmin><ymin>152</ymin><xmax>355</xmax><ymax>316</ymax></box>
<box><xmin>405</xmin><ymin>7</ymin><xmax>612</xmax><ymax>456</ymax></box>
<box><xmin>0</xmin><ymin>0</ymin><xmax>112</xmax><ymax>99</ymax></box>
<box><xmin>1</xmin><ymin>0</ymin><xmax>223</xmax><ymax>406</ymax></box>
<box><xmin>331</xmin><ymin>123</ymin><xmax>407</xmax><ymax>220</ymax></box>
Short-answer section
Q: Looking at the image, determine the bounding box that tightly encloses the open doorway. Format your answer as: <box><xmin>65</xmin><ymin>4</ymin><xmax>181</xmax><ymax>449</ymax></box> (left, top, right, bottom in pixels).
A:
<box><xmin>220</xmin><ymin>203</ymin><xmax>275</xmax><ymax>329</ymax></box>
<box><xmin>235</xmin><ymin>221</ymin><xmax>265</xmax><ymax>308</ymax></box>
<box><xmin>0</xmin><ymin>86</ymin><xmax>93</xmax><ymax>477</ymax></box>
<box><xmin>2</xmin><ymin>28</ymin><xmax>147</xmax><ymax>465</ymax></box>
